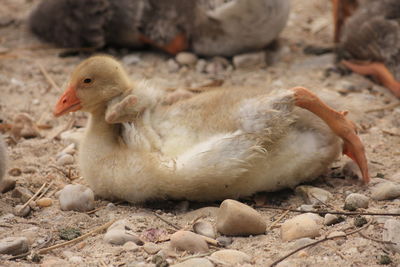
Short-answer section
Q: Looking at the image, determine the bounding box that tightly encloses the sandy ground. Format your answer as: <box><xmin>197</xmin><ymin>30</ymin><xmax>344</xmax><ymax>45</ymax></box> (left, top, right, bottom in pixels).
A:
<box><xmin>1</xmin><ymin>0</ymin><xmax>400</xmax><ymax>266</ymax></box>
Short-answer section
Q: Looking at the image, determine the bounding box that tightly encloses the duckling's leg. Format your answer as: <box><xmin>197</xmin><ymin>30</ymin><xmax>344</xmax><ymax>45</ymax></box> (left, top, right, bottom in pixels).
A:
<box><xmin>341</xmin><ymin>60</ymin><xmax>400</xmax><ymax>98</ymax></box>
<box><xmin>332</xmin><ymin>0</ymin><xmax>359</xmax><ymax>42</ymax></box>
<box><xmin>291</xmin><ymin>87</ymin><xmax>369</xmax><ymax>183</ymax></box>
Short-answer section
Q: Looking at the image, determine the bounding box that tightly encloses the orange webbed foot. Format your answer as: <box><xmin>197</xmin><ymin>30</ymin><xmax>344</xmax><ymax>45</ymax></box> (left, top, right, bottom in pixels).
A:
<box><xmin>341</xmin><ymin>60</ymin><xmax>400</xmax><ymax>98</ymax></box>
<box><xmin>291</xmin><ymin>86</ymin><xmax>370</xmax><ymax>183</ymax></box>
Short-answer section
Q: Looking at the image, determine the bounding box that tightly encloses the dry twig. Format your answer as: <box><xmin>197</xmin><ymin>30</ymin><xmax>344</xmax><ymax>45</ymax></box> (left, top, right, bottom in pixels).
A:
<box><xmin>18</xmin><ymin>183</ymin><xmax>47</xmax><ymax>212</ymax></box>
<box><xmin>36</xmin><ymin>61</ymin><xmax>60</xmax><ymax>91</ymax></box>
<box><xmin>153</xmin><ymin>213</ymin><xmax>181</xmax><ymax>230</ymax></box>
<box><xmin>267</xmin><ymin>210</ymin><xmax>290</xmax><ymax>231</ymax></box>
<box><xmin>38</xmin><ymin>220</ymin><xmax>115</xmax><ymax>254</ymax></box>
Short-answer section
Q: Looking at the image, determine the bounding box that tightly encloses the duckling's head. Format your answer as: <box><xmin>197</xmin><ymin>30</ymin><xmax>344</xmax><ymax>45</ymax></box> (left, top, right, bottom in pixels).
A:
<box><xmin>54</xmin><ymin>56</ymin><xmax>131</xmax><ymax>117</ymax></box>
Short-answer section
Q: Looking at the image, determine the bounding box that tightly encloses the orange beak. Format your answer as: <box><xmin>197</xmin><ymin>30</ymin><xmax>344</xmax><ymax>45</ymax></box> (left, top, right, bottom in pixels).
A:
<box><xmin>53</xmin><ymin>85</ymin><xmax>82</xmax><ymax>117</ymax></box>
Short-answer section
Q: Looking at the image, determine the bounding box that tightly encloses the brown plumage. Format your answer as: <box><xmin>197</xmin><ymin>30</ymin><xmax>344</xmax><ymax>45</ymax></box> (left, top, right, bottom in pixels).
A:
<box><xmin>335</xmin><ymin>0</ymin><xmax>400</xmax><ymax>97</ymax></box>
<box><xmin>29</xmin><ymin>0</ymin><xmax>290</xmax><ymax>56</ymax></box>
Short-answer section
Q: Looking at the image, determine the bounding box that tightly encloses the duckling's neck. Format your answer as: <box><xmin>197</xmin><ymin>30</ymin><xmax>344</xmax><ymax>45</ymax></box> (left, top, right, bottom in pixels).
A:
<box><xmin>87</xmin><ymin>108</ymin><xmax>121</xmax><ymax>144</ymax></box>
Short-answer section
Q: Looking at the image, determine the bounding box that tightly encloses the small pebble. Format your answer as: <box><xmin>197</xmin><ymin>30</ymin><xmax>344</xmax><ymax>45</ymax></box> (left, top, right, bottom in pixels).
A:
<box><xmin>281</xmin><ymin>213</ymin><xmax>321</xmax><ymax>241</ymax></box>
<box><xmin>210</xmin><ymin>249</ymin><xmax>251</xmax><ymax>265</ymax></box>
<box><xmin>0</xmin><ymin>237</ymin><xmax>29</xmax><ymax>255</ymax></box>
<box><xmin>233</xmin><ymin>51</ymin><xmax>266</xmax><ymax>69</ymax></box>
<box><xmin>371</xmin><ymin>182</ymin><xmax>400</xmax><ymax>200</ymax></box>
<box><xmin>36</xmin><ymin>197</ymin><xmax>53</xmax><ymax>207</ymax></box>
<box><xmin>193</xmin><ymin>221</ymin><xmax>216</xmax><ymax>239</ymax></box>
<box><xmin>59</xmin><ymin>227</ymin><xmax>81</xmax><ymax>240</ymax></box>
<box><xmin>216</xmin><ymin>236</ymin><xmax>233</xmax><ymax>247</ymax></box>
<box><xmin>298</xmin><ymin>204</ymin><xmax>315</xmax><ymax>212</ymax></box>
<box><xmin>170</xmin><ymin>230</ymin><xmax>209</xmax><ymax>253</ymax></box>
<box><xmin>383</xmin><ymin>219</ymin><xmax>400</xmax><ymax>253</ymax></box>
<box><xmin>295</xmin><ymin>185</ymin><xmax>332</xmax><ymax>205</ymax></box>
<box><xmin>143</xmin><ymin>242</ymin><xmax>161</xmax><ymax>255</ymax></box>
<box><xmin>56</xmin><ymin>154</ymin><xmax>74</xmax><ymax>166</ymax></box>
<box><xmin>123</xmin><ymin>241</ymin><xmax>139</xmax><ymax>252</ymax></box>
<box><xmin>171</xmin><ymin>258</ymin><xmax>214</xmax><ymax>267</ymax></box>
<box><xmin>195</xmin><ymin>59</ymin><xmax>207</xmax><ymax>73</ymax></box>
<box><xmin>104</xmin><ymin>220</ymin><xmax>143</xmax><ymax>246</ymax></box>
<box><xmin>167</xmin><ymin>59</ymin><xmax>180</xmax><ymax>73</ymax></box>
<box><xmin>175</xmin><ymin>52</ymin><xmax>198</xmax><ymax>65</ymax></box>
<box><xmin>0</xmin><ymin>178</ymin><xmax>16</xmax><ymax>193</ymax></box>
<box><xmin>58</xmin><ymin>184</ymin><xmax>95</xmax><ymax>212</ymax></box>
<box><xmin>344</xmin><ymin>193</ymin><xmax>369</xmax><ymax>210</ymax></box>
<box><xmin>291</xmin><ymin>238</ymin><xmax>313</xmax><ymax>250</ymax></box>
<box><xmin>217</xmin><ymin>199</ymin><xmax>266</xmax><ymax>236</ymax></box>
<box><xmin>60</xmin><ymin>143</ymin><xmax>76</xmax><ymax>155</ymax></box>
<box><xmin>122</xmin><ymin>54</ymin><xmax>141</xmax><ymax>65</ymax></box>
<box><xmin>324</xmin><ymin>214</ymin><xmax>343</xmax><ymax>226</ymax></box>
<box><xmin>11</xmin><ymin>187</ymin><xmax>33</xmax><ymax>203</ymax></box>
<box><xmin>13</xmin><ymin>204</ymin><xmax>30</xmax><ymax>217</ymax></box>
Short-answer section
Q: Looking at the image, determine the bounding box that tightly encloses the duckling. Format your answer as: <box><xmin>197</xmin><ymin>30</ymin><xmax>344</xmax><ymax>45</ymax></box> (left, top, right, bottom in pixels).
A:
<box><xmin>53</xmin><ymin>56</ymin><xmax>369</xmax><ymax>203</ymax></box>
<box><xmin>0</xmin><ymin>136</ymin><xmax>6</xmax><ymax>182</ymax></box>
<box><xmin>332</xmin><ymin>0</ymin><xmax>400</xmax><ymax>98</ymax></box>
<box><xmin>29</xmin><ymin>0</ymin><xmax>290</xmax><ymax>56</ymax></box>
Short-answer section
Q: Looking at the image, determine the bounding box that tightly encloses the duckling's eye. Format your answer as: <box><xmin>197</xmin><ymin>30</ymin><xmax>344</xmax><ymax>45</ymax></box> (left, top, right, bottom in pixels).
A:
<box><xmin>83</xmin><ymin>78</ymin><xmax>92</xmax><ymax>84</ymax></box>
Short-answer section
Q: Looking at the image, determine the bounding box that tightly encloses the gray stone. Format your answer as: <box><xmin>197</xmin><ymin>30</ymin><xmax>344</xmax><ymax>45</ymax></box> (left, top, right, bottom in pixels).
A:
<box><xmin>195</xmin><ymin>59</ymin><xmax>207</xmax><ymax>73</ymax></box>
<box><xmin>13</xmin><ymin>204</ymin><xmax>30</xmax><ymax>217</ymax></box>
<box><xmin>295</xmin><ymin>185</ymin><xmax>332</xmax><ymax>205</ymax></box>
<box><xmin>324</xmin><ymin>214</ymin><xmax>341</xmax><ymax>226</ymax></box>
<box><xmin>11</xmin><ymin>187</ymin><xmax>33</xmax><ymax>203</ymax></box>
<box><xmin>56</xmin><ymin>153</ymin><xmax>74</xmax><ymax>166</ymax></box>
<box><xmin>290</xmin><ymin>237</ymin><xmax>314</xmax><ymax>250</ymax></box>
<box><xmin>143</xmin><ymin>242</ymin><xmax>161</xmax><ymax>254</ymax></box>
<box><xmin>281</xmin><ymin>213</ymin><xmax>321</xmax><ymax>241</ymax></box>
<box><xmin>193</xmin><ymin>221</ymin><xmax>216</xmax><ymax>239</ymax></box>
<box><xmin>59</xmin><ymin>184</ymin><xmax>95</xmax><ymax>212</ymax></box>
<box><xmin>176</xmin><ymin>52</ymin><xmax>198</xmax><ymax>66</ymax></box>
<box><xmin>217</xmin><ymin>199</ymin><xmax>266</xmax><ymax>236</ymax></box>
<box><xmin>122</xmin><ymin>241</ymin><xmax>139</xmax><ymax>252</ymax></box>
<box><xmin>171</xmin><ymin>258</ymin><xmax>214</xmax><ymax>267</ymax></box>
<box><xmin>298</xmin><ymin>204</ymin><xmax>315</xmax><ymax>212</ymax></box>
<box><xmin>210</xmin><ymin>249</ymin><xmax>251</xmax><ymax>265</ymax></box>
<box><xmin>233</xmin><ymin>51</ymin><xmax>266</xmax><ymax>69</ymax></box>
<box><xmin>167</xmin><ymin>59</ymin><xmax>180</xmax><ymax>73</ymax></box>
<box><xmin>104</xmin><ymin>220</ymin><xmax>143</xmax><ymax>246</ymax></box>
<box><xmin>216</xmin><ymin>236</ymin><xmax>233</xmax><ymax>247</ymax></box>
<box><xmin>170</xmin><ymin>230</ymin><xmax>209</xmax><ymax>253</ymax></box>
<box><xmin>344</xmin><ymin>193</ymin><xmax>369</xmax><ymax>210</ymax></box>
<box><xmin>371</xmin><ymin>182</ymin><xmax>400</xmax><ymax>200</ymax></box>
<box><xmin>383</xmin><ymin>219</ymin><xmax>400</xmax><ymax>253</ymax></box>
<box><xmin>0</xmin><ymin>237</ymin><xmax>29</xmax><ymax>255</ymax></box>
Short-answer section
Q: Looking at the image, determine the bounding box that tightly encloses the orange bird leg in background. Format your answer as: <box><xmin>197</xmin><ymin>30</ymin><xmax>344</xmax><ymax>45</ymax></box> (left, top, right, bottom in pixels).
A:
<box><xmin>342</xmin><ymin>60</ymin><xmax>400</xmax><ymax>98</ymax></box>
<box><xmin>291</xmin><ymin>87</ymin><xmax>370</xmax><ymax>183</ymax></box>
<box><xmin>139</xmin><ymin>33</ymin><xmax>188</xmax><ymax>55</ymax></box>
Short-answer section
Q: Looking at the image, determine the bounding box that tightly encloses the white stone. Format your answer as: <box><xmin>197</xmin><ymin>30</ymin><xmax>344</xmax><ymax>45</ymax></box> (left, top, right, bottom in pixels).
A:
<box><xmin>233</xmin><ymin>51</ymin><xmax>266</xmax><ymax>69</ymax></box>
<box><xmin>175</xmin><ymin>52</ymin><xmax>198</xmax><ymax>65</ymax></box>
<box><xmin>56</xmin><ymin>154</ymin><xmax>74</xmax><ymax>166</ymax></box>
<box><xmin>281</xmin><ymin>213</ymin><xmax>321</xmax><ymax>241</ymax></box>
<box><xmin>167</xmin><ymin>59</ymin><xmax>180</xmax><ymax>72</ymax></box>
<box><xmin>58</xmin><ymin>184</ymin><xmax>95</xmax><ymax>212</ymax></box>
<box><xmin>371</xmin><ymin>182</ymin><xmax>400</xmax><ymax>200</ymax></box>
<box><xmin>210</xmin><ymin>249</ymin><xmax>251</xmax><ymax>265</ymax></box>
<box><xmin>104</xmin><ymin>220</ymin><xmax>143</xmax><ymax>246</ymax></box>
<box><xmin>193</xmin><ymin>221</ymin><xmax>216</xmax><ymax>239</ymax></box>
<box><xmin>170</xmin><ymin>230</ymin><xmax>209</xmax><ymax>253</ymax></box>
<box><xmin>324</xmin><ymin>214</ymin><xmax>341</xmax><ymax>226</ymax></box>
<box><xmin>217</xmin><ymin>199</ymin><xmax>266</xmax><ymax>236</ymax></box>
<box><xmin>143</xmin><ymin>242</ymin><xmax>161</xmax><ymax>254</ymax></box>
<box><xmin>383</xmin><ymin>219</ymin><xmax>400</xmax><ymax>253</ymax></box>
<box><xmin>122</xmin><ymin>241</ymin><xmax>139</xmax><ymax>251</ymax></box>
<box><xmin>171</xmin><ymin>258</ymin><xmax>214</xmax><ymax>267</ymax></box>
